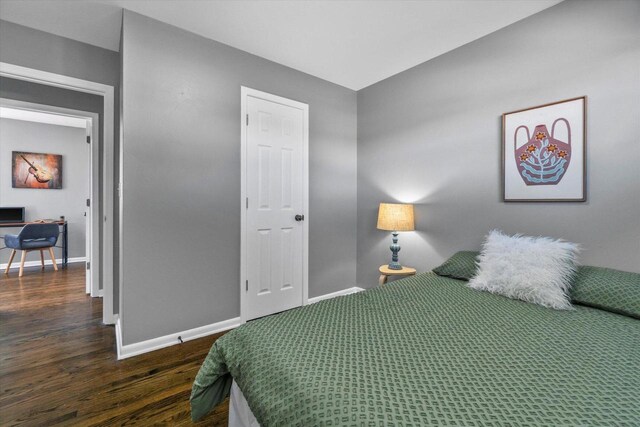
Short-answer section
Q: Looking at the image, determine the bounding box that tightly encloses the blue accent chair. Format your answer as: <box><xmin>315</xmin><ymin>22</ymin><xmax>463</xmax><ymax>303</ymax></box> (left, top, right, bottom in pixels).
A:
<box><xmin>4</xmin><ymin>223</ymin><xmax>59</xmax><ymax>277</ymax></box>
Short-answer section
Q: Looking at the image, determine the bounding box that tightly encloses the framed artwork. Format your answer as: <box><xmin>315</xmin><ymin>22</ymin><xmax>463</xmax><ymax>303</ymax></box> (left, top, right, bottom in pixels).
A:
<box><xmin>11</xmin><ymin>151</ymin><xmax>63</xmax><ymax>189</ymax></box>
<box><xmin>502</xmin><ymin>96</ymin><xmax>586</xmax><ymax>202</ymax></box>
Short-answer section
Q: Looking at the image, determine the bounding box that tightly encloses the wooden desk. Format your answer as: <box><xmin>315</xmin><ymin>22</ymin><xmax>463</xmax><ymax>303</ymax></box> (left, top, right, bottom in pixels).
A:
<box><xmin>0</xmin><ymin>221</ymin><xmax>68</xmax><ymax>268</ymax></box>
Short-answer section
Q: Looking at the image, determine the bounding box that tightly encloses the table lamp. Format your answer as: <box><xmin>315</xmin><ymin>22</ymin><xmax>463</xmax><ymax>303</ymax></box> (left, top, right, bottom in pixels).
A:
<box><xmin>377</xmin><ymin>203</ymin><xmax>415</xmax><ymax>270</ymax></box>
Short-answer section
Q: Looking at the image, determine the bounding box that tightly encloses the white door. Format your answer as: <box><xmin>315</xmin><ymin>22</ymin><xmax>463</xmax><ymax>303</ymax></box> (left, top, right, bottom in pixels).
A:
<box><xmin>243</xmin><ymin>89</ymin><xmax>308</xmax><ymax>321</ymax></box>
<box><xmin>85</xmin><ymin>189</ymin><xmax>91</xmax><ymax>294</ymax></box>
<box><xmin>85</xmin><ymin>120</ymin><xmax>92</xmax><ymax>295</ymax></box>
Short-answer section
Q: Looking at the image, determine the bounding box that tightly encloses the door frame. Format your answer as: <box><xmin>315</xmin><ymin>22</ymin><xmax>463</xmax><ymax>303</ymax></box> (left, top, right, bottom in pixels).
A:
<box><xmin>239</xmin><ymin>86</ymin><xmax>309</xmax><ymax>323</ymax></box>
<box><xmin>1</xmin><ymin>62</ymin><xmax>116</xmax><ymax>325</ymax></box>
<box><xmin>0</xmin><ymin>99</ymin><xmax>100</xmax><ymax>296</ymax></box>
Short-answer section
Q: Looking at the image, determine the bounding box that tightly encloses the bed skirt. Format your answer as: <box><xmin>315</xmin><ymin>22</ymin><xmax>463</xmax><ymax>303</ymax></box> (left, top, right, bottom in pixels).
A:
<box><xmin>229</xmin><ymin>381</ymin><xmax>260</xmax><ymax>427</ymax></box>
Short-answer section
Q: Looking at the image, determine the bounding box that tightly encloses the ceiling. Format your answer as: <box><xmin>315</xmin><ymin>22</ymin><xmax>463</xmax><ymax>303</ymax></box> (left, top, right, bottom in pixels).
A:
<box><xmin>0</xmin><ymin>0</ymin><xmax>562</xmax><ymax>90</ymax></box>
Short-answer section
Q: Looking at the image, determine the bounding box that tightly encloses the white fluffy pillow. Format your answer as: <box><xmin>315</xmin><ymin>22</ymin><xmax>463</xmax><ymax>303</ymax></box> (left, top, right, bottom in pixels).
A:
<box><xmin>468</xmin><ymin>230</ymin><xmax>579</xmax><ymax>310</ymax></box>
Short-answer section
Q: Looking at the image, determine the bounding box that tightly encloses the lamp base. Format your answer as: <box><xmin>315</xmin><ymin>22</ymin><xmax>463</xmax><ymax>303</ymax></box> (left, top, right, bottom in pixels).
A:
<box><xmin>387</xmin><ymin>261</ymin><xmax>402</xmax><ymax>270</ymax></box>
<box><xmin>388</xmin><ymin>231</ymin><xmax>402</xmax><ymax>270</ymax></box>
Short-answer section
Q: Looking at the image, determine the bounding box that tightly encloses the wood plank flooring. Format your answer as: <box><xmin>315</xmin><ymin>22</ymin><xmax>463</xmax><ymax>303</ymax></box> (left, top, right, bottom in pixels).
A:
<box><xmin>0</xmin><ymin>264</ymin><xmax>228</xmax><ymax>426</ymax></box>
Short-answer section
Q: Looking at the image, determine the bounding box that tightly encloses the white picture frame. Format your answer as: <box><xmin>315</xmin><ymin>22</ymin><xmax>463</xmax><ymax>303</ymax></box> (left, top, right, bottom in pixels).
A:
<box><xmin>502</xmin><ymin>96</ymin><xmax>586</xmax><ymax>202</ymax></box>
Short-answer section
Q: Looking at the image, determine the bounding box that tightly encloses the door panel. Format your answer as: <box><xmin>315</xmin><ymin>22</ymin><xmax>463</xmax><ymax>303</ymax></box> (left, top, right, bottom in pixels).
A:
<box><xmin>246</xmin><ymin>95</ymin><xmax>304</xmax><ymax>320</ymax></box>
<box><xmin>257</xmin><ymin>229</ymin><xmax>271</xmax><ymax>295</ymax></box>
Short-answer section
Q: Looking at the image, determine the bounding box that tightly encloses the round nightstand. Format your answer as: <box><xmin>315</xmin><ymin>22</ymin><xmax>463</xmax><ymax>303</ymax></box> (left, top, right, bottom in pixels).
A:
<box><xmin>378</xmin><ymin>265</ymin><xmax>416</xmax><ymax>285</ymax></box>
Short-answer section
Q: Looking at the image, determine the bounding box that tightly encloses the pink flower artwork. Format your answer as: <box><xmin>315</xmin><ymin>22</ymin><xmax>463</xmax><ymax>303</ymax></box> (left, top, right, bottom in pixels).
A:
<box><xmin>513</xmin><ymin>119</ymin><xmax>572</xmax><ymax>185</ymax></box>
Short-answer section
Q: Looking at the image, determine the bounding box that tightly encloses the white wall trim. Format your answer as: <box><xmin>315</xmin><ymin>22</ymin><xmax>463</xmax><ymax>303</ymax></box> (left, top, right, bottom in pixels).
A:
<box><xmin>114</xmin><ymin>286</ymin><xmax>364</xmax><ymax>360</ymax></box>
<box><xmin>240</xmin><ymin>86</ymin><xmax>309</xmax><ymax>323</ymax></box>
<box><xmin>307</xmin><ymin>287</ymin><xmax>364</xmax><ymax>304</ymax></box>
<box><xmin>114</xmin><ymin>314</ymin><xmax>123</xmax><ymax>360</ymax></box>
<box><xmin>0</xmin><ymin>106</ymin><xmax>88</xmax><ymax>128</ymax></box>
<box><xmin>0</xmin><ymin>61</ymin><xmax>116</xmax><ymax>326</ymax></box>
<box><xmin>116</xmin><ymin>316</ymin><xmax>242</xmax><ymax>360</ymax></box>
<box><xmin>1</xmin><ymin>256</ymin><xmax>86</xmax><ymax>270</ymax></box>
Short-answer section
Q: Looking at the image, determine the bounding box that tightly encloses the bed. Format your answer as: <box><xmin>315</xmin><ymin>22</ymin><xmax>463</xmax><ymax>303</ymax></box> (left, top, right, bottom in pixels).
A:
<box><xmin>191</xmin><ymin>270</ymin><xmax>640</xmax><ymax>426</ymax></box>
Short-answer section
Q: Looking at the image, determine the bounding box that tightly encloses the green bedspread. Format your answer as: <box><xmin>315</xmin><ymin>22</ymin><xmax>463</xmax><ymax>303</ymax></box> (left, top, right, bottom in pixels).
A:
<box><xmin>191</xmin><ymin>273</ymin><xmax>640</xmax><ymax>426</ymax></box>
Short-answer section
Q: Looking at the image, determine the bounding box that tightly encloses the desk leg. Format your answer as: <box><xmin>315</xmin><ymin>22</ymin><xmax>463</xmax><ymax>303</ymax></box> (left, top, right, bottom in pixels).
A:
<box><xmin>378</xmin><ymin>275</ymin><xmax>388</xmax><ymax>286</ymax></box>
<box><xmin>63</xmin><ymin>222</ymin><xmax>68</xmax><ymax>269</ymax></box>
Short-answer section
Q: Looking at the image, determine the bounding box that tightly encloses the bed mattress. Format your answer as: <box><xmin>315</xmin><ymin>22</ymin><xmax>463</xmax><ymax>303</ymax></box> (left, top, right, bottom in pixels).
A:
<box><xmin>191</xmin><ymin>272</ymin><xmax>640</xmax><ymax>426</ymax></box>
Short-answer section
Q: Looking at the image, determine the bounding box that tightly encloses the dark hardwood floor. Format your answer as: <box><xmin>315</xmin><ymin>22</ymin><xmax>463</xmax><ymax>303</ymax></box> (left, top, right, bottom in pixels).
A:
<box><xmin>0</xmin><ymin>264</ymin><xmax>228</xmax><ymax>426</ymax></box>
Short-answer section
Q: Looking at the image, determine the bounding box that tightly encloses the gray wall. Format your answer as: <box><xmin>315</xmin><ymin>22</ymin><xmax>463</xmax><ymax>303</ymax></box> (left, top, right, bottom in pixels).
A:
<box><xmin>0</xmin><ymin>118</ymin><xmax>88</xmax><ymax>264</ymax></box>
<box><xmin>357</xmin><ymin>0</ymin><xmax>640</xmax><ymax>287</ymax></box>
<box><xmin>0</xmin><ymin>20</ymin><xmax>120</xmax><ymax>310</ymax></box>
<box><xmin>121</xmin><ymin>11</ymin><xmax>357</xmax><ymax>344</ymax></box>
<box><xmin>0</xmin><ymin>20</ymin><xmax>119</xmax><ymax>88</ymax></box>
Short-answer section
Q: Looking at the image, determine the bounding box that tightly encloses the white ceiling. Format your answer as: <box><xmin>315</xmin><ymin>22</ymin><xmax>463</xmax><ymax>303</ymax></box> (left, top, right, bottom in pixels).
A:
<box><xmin>0</xmin><ymin>0</ymin><xmax>562</xmax><ymax>90</ymax></box>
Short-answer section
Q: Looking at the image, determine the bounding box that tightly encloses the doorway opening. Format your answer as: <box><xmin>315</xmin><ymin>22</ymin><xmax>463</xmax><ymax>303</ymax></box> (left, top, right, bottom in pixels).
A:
<box><xmin>0</xmin><ymin>61</ymin><xmax>116</xmax><ymax>326</ymax></box>
<box><xmin>0</xmin><ymin>101</ymin><xmax>100</xmax><ymax>296</ymax></box>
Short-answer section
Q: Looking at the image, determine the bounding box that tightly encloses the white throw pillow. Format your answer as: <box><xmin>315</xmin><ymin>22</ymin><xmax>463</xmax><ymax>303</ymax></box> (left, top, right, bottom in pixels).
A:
<box><xmin>468</xmin><ymin>230</ymin><xmax>579</xmax><ymax>309</ymax></box>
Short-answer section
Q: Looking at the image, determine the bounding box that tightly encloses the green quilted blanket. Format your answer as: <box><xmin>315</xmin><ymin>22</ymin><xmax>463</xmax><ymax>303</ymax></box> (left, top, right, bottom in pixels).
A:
<box><xmin>191</xmin><ymin>273</ymin><xmax>640</xmax><ymax>426</ymax></box>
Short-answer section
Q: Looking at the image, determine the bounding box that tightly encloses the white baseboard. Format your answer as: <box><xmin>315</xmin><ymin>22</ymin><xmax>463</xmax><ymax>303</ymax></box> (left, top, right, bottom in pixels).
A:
<box><xmin>1</xmin><ymin>256</ymin><xmax>85</xmax><ymax>270</ymax></box>
<box><xmin>114</xmin><ymin>286</ymin><xmax>365</xmax><ymax>360</ymax></box>
<box><xmin>116</xmin><ymin>316</ymin><xmax>242</xmax><ymax>360</ymax></box>
<box><xmin>115</xmin><ymin>315</ymin><xmax>123</xmax><ymax>360</ymax></box>
<box><xmin>87</xmin><ymin>289</ymin><xmax>104</xmax><ymax>298</ymax></box>
<box><xmin>307</xmin><ymin>286</ymin><xmax>364</xmax><ymax>304</ymax></box>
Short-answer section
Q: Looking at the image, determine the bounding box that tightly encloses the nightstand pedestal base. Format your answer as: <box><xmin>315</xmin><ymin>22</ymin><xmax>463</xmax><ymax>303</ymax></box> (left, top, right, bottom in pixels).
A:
<box><xmin>378</xmin><ymin>265</ymin><xmax>417</xmax><ymax>285</ymax></box>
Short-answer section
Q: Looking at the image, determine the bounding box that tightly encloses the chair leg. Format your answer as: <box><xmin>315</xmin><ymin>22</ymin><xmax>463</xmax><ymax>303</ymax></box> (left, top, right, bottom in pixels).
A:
<box><xmin>19</xmin><ymin>250</ymin><xmax>27</xmax><ymax>277</ymax></box>
<box><xmin>5</xmin><ymin>250</ymin><xmax>16</xmax><ymax>274</ymax></box>
<box><xmin>40</xmin><ymin>250</ymin><xmax>45</xmax><ymax>270</ymax></box>
<box><xmin>48</xmin><ymin>247</ymin><xmax>58</xmax><ymax>271</ymax></box>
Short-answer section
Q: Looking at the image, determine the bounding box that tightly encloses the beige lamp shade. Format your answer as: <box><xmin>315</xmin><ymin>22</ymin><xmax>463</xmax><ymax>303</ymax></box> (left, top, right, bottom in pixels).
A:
<box><xmin>376</xmin><ymin>203</ymin><xmax>415</xmax><ymax>231</ymax></box>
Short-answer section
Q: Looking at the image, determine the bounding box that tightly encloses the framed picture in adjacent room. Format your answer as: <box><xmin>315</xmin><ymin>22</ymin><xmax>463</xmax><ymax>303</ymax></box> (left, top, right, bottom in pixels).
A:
<box><xmin>502</xmin><ymin>96</ymin><xmax>586</xmax><ymax>202</ymax></box>
<box><xmin>11</xmin><ymin>151</ymin><xmax>63</xmax><ymax>189</ymax></box>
